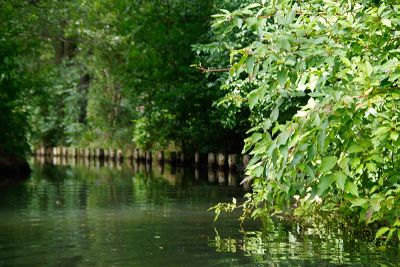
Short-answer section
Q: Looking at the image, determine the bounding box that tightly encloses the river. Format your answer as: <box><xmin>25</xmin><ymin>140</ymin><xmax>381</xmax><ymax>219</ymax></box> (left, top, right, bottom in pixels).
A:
<box><xmin>0</xmin><ymin>160</ymin><xmax>398</xmax><ymax>266</ymax></box>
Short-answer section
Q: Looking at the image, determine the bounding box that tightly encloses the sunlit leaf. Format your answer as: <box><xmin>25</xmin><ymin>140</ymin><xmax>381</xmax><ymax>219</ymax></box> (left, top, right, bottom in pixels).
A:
<box><xmin>319</xmin><ymin>156</ymin><xmax>337</xmax><ymax>172</ymax></box>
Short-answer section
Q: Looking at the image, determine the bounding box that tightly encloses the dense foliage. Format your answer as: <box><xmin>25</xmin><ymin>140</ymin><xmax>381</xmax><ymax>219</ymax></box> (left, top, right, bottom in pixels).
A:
<box><xmin>204</xmin><ymin>0</ymin><xmax>400</xmax><ymax>243</ymax></box>
<box><xmin>0</xmin><ymin>1</ymin><xmax>45</xmax><ymax>156</ymax></box>
<box><xmin>0</xmin><ymin>0</ymin><xmax>247</xmax><ymax>154</ymax></box>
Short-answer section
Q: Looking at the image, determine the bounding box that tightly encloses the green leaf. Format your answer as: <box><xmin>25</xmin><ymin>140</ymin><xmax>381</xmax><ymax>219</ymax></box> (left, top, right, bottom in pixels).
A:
<box><xmin>375</xmin><ymin>227</ymin><xmax>390</xmax><ymax>239</ymax></box>
<box><xmin>373</xmin><ymin>126</ymin><xmax>389</xmax><ymax>136</ymax></box>
<box><xmin>279</xmin><ymin>38</ymin><xmax>291</xmax><ymax>51</ymax></box>
<box><xmin>390</xmin><ymin>131</ymin><xmax>399</xmax><ymax>141</ymax></box>
<box><xmin>270</xmin><ymin>107</ymin><xmax>279</xmax><ymax>122</ymax></box>
<box><xmin>339</xmin><ymin>157</ymin><xmax>350</xmax><ymax>175</ymax></box>
<box><xmin>246</xmin><ymin>3</ymin><xmax>261</xmax><ymax>9</ymax></box>
<box><xmin>305</xmin><ymin>164</ymin><xmax>315</xmax><ymax>179</ymax></box>
<box><xmin>247</xmin><ymin>57</ymin><xmax>255</xmax><ymax>75</ymax></box>
<box><xmin>348</xmin><ymin>144</ymin><xmax>364</xmax><ymax>154</ymax></box>
<box><xmin>334</xmin><ymin>171</ymin><xmax>347</xmax><ymax>190</ymax></box>
<box><xmin>381</xmin><ymin>18</ymin><xmax>392</xmax><ymax>27</ymax></box>
<box><xmin>366</xmin><ymin>162</ymin><xmax>377</xmax><ymax>172</ymax></box>
<box><xmin>319</xmin><ymin>156</ymin><xmax>337</xmax><ymax>172</ymax></box>
<box><xmin>248</xmin><ymin>90</ymin><xmax>259</xmax><ymax>109</ymax></box>
<box><xmin>250</xmin><ymin>132</ymin><xmax>263</xmax><ymax>143</ymax></box>
<box><xmin>368</xmin><ymin>154</ymin><xmax>385</xmax><ymax>164</ymax></box>
<box><xmin>386</xmin><ymin>229</ymin><xmax>395</xmax><ymax>243</ymax></box>
<box><xmin>350</xmin><ymin>198</ymin><xmax>368</xmax><ymax>207</ymax></box>
<box><xmin>246</xmin><ymin>17</ymin><xmax>258</xmax><ymax>27</ymax></box>
<box><xmin>365</xmin><ymin>61</ymin><xmax>373</xmax><ymax>76</ymax></box>
<box><xmin>318</xmin><ymin>174</ymin><xmax>334</xmax><ymax>194</ymax></box>
<box><xmin>345</xmin><ymin>181</ymin><xmax>359</xmax><ymax>197</ymax></box>
<box><xmin>236</xmin><ymin>18</ymin><xmax>243</xmax><ymax>29</ymax></box>
<box><xmin>277</xmin><ymin>70</ymin><xmax>287</xmax><ymax>88</ymax></box>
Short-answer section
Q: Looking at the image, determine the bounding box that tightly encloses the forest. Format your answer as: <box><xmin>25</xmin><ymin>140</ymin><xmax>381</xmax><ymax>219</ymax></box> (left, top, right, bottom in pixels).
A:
<box><xmin>1</xmin><ymin>0</ymin><xmax>400</xmax><ymax>247</ymax></box>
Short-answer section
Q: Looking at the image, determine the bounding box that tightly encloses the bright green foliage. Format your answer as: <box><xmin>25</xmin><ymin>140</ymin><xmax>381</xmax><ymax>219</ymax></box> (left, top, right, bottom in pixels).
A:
<box><xmin>205</xmin><ymin>0</ymin><xmax>400</xmax><ymax>243</ymax></box>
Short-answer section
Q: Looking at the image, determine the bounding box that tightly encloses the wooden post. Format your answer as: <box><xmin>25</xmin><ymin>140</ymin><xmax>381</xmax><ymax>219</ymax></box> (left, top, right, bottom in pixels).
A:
<box><xmin>45</xmin><ymin>147</ymin><xmax>52</xmax><ymax>157</ymax></box>
<box><xmin>208</xmin><ymin>153</ymin><xmax>216</xmax><ymax>168</ymax></box>
<box><xmin>217</xmin><ymin>153</ymin><xmax>226</xmax><ymax>168</ymax></box>
<box><xmin>91</xmin><ymin>148</ymin><xmax>96</xmax><ymax>159</ymax></box>
<box><xmin>109</xmin><ymin>148</ymin><xmax>116</xmax><ymax>161</ymax></box>
<box><xmin>157</xmin><ymin>151</ymin><xmax>164</xmax><ymax>163</ymax></box>
<box><xmin>116</xmin><ymin>149</ymin><xmax>123</xmax><ymax>162</ymax></box>
<box><xmin>52</xmin><ymin>147</ymin><xmax>58</xmax><ymax>157</ymax></box>
<box><xmin>63</xmin><ymin>147</ymin><xmax>69</xmax><ymax>158</ymax></box>
<box><xmin>67</xmin><ymin>147</ymin><xmax>72</xmax><ymax>158</ymax></box>
<box><xmin>126</xmin><ymin>148</ymin><xmax>134</xmax><ymax>160</ymax></box>
<box><xmin>136</xmin><ymin>149</ymin><xmax>142</xmax><ymax>161</ymax></box>
<box><xmin>96</xmin><ymin>148</ymin><xmax>105</xmax><ymax>160</ymax></box>
<box><xmin>84</xmin><ymin>148</ymin><xmax>90</xmax><ymax>159</ymax></box>
<box><xmin>133</xmin><ymin>149</ymin><xmax>139</xmax><ymax>161</ymax></box>
<box><xmin>103</xmin><ymin>148</ymin><xmax>109</xmax><ymax>160</ymax></box>
<box><xmin>228</xmin><ymin>154</ymin><xmax>237</xmax><ymax>170</ymax></box>
<box><xmin>145</xmin><ymin>151</ymin><xmax>152</xmax><ymax>162</ymax></box>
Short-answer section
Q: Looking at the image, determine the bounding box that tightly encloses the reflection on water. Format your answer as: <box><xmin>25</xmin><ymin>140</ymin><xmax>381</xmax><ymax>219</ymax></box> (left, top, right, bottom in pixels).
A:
<box><xmin>0</xmin><ymin>159</ymin><xmax>398</xmax><ymax>266</ymax></box>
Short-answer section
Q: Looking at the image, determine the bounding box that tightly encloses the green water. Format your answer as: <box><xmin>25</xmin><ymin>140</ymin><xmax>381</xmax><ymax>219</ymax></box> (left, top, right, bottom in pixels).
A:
<box><xmin>0</xmin><ymin>161</ymin><xmax>398</xmax><ymax>266</ymax></box>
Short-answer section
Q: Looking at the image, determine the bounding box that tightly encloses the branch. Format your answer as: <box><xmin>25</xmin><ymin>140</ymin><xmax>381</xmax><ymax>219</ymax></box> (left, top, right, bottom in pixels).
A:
<box><xmin>192</xmin><ymin>64</ymin><xmax>230</xmax><ymax>73</ymax></box>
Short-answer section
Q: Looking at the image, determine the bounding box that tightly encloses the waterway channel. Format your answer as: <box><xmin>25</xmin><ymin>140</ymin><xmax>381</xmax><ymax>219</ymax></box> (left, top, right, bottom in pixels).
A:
<box><xmin>0</xmin><ymin>160</ymin><xmax>398</xmax><ymax>266</ymax></box>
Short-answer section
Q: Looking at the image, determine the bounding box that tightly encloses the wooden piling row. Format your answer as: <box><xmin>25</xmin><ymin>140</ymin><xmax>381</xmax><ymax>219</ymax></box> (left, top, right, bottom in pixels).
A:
<box><xmin>34</xmin><ymin>146</ymin><xmax>249</xmax><ymax>170</ymax></box>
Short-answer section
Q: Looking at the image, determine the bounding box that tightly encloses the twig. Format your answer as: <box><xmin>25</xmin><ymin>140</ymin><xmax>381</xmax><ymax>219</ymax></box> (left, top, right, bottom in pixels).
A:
<box><xmin>193</xmin><ymin>64</ymin><xmax>230</xmax><ymax>73</ymax></box>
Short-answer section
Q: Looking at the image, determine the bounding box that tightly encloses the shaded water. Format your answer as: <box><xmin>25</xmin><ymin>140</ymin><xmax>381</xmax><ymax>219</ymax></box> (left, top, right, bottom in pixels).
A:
<box><xmin>0</xmin><ymin>160</ymin><xmax>398</xmax><ymax>266</ymax></box>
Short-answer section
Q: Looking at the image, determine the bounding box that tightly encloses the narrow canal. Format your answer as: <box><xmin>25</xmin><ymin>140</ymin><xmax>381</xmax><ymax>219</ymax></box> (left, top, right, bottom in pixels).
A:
<box><xmin>0</xmin><ymin>160</ymin><xmax>398</xmax><ymax>266</ymax></box>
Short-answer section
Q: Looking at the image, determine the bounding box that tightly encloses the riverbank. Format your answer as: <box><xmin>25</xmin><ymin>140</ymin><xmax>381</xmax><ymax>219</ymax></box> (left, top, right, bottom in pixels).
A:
<box><xmin>0</xmin><ymin>148</ymin><xmax>30</xmax><ymax>182</ymax></box>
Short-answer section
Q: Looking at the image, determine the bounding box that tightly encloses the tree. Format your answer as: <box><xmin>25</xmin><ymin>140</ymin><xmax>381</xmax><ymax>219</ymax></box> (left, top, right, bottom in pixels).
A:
<box><xmin>204</xmin><ymin>0</ymin><xmax>400</xmax><ymax>243</ymax></box>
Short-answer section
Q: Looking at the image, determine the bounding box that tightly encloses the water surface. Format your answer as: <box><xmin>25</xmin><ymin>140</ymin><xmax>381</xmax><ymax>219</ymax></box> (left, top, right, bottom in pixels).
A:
<box><xmin>0</xmin><ymin>160</ymin><xmax>398</xmax><ymax>266</ymax></box>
